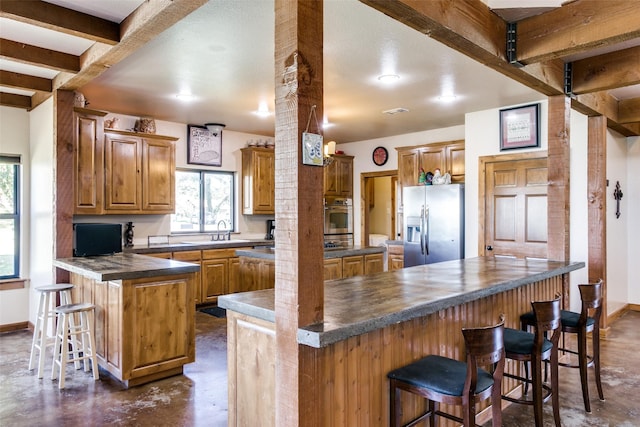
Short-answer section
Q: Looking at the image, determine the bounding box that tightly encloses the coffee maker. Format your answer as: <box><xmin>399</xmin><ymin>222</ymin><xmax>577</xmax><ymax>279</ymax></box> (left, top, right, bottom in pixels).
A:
<box><xmin>265</xmin><ymin>219</ymin><xmax>276</xmax><ymax>240</ymax></box>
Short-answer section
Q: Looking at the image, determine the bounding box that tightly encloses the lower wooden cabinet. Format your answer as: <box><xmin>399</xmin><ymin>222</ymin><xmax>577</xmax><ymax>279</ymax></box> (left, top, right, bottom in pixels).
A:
<box><xmin>342</xmin><ymin>255</ymin><xmax>364</xmax><ymax>278</ymax></box>
<box><xmin>172</xmin><ymin>250</ymin><xmax>202</xmax><ymax>304</ymax></box>
<box><xmin>364</xmin><ymin>253</ymin><xmax>384</xmax><ymax>275</ymax></box>
<box><xmin>387</xmin><ymin>244</ymin><xmax>404</xmax><ymax>271</ymax></box>
<box><xmin>324</xmin><ymin>258</ymin><xmax>343</xmax><ymax>280</ymax></box>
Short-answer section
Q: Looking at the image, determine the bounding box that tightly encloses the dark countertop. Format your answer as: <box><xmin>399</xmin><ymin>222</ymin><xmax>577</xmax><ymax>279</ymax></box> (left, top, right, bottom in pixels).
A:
<box><xmin>125</xmin><ymin>239</ymin><xmax>273</xmax><ymax>254</ymax></box>
<box><xmin>218</xmin><ymin>256</ymin><xmax>584</xmax><ymax>348</ymax></box>
<box><xmin>235</xmin><ymin>245</ymin><xmax>385</xmax><ymax>260</ymax></box>
<box><xmin>53</xmin><ymin>253</ymin><xmax>200</xmax><ymax>281</ymax></box>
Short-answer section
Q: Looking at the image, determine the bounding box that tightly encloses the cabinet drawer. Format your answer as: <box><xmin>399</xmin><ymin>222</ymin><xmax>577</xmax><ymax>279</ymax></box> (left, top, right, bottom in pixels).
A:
<box><xmin>387</xmin><ymin>244</ymin><xmax>404</xmax><ymax>255</ymax></box>
<box><xmin>145</xmin><ymin>252</ymin><xmax>172</xmax><ymax>259</ymax></box>
<box><xmin>172</xmin><ymin>250</ymin><xmax>201</xmax><ymax>261</ymax></box>
<box><xmin>202</xmin><ymin>248</ymin><xmax>239</xmax><ymax>259</ymax></box>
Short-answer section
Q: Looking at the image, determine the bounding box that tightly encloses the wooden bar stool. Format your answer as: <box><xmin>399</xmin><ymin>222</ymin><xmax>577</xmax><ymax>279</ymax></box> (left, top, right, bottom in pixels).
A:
<box><xmin>503</xmin><ymin>298</ymin><xmax>561</xmax><ymax>427</ymax></box>
<box><xmin>28</xmin><ymin>283</ymin><xmax>74</xmax><ymax>379</ymax></box>
<box><xmin>387</xmin><ymin>318</ymin><xmax>505</xmax><ymax>427</ymax></box>
<box><xmin>521</xmin><ymin>279</ymin><xmax>604</xmax><ymax>413</ymax></box>
<box><xmin>51</xmin><ymin>302</ymin><xmax>99</xmax><ymax>389</ymax></box>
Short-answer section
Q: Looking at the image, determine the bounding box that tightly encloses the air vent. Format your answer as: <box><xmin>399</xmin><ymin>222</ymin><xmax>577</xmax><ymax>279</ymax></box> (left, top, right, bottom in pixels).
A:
<box><xmin>382</xmin><ymin>107</ymin><xmax>409</xmax><ymax>115</ymax></box>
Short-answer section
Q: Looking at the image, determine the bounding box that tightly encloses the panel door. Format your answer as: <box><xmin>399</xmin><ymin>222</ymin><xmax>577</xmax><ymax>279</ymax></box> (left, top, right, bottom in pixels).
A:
<box><xmin>364</xmin><ymin>253</ymin><xmax>384</xmax><ymax>275</ymax></box>
<box><xmin>419</xmin><ymin>147</ymin><xmax>445</xmax><ymax>175</ymax></box>
<box><xmin>485</xmin><ymin>157</ymin><xmax>548</xmax><ymax>259</ymax></box>
<box><xmin>202</xmin><ymin>259</ymin><xmax>228</xmax><ymax>302</ymax></box>
<box><xmin>74</xmin><ymin>112</ymin><xmax>104</xmax><ymax>214</ymax></box>
<box><xmin>173</xmin><ymin>251</ymin><xmax>202</xmax><ymax>305</ymax></box>
<box><xmin>337</xmin><ymin>156</ymin><xmax>353</xmax><ymax>197</ymax></box>
<box><xmin>142</xmin><ymin>138</ymin><xmax>175</xmax><ymax>213</ymax></box>
<box><xmin>342</xmin><ymin>255</ymin><xmax>364</xmax><ymax>278</ymax></box>
<box><xmin>253</xmin><ymin>150</ymin><xmax>275</xmax><ymax>213</ymax></box>
<box><xmin>324</xmin><ymin>258</ymin><xmax>343</xmax><ymax>281</ymax></box>
<box><xmin>398</xmin><ymin>150</ymin><xmax>419</xmax><ymax>187</ymax></box>
<box><xmin>105</xmin><ymin>134</ymin><xmax>142</xmax><ymax>211</ymax></box>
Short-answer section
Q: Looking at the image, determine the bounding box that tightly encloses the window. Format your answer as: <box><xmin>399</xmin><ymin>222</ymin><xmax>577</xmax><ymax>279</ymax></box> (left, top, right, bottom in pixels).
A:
<box><xmin>0</xmin><ymin>156</ymin><xmax>20</xmax><ymax>279</ymax></box>
<box><xmin>171</xmin><ymin>169</ymin><xmax>234</xmax><ymax>233</ymax></box>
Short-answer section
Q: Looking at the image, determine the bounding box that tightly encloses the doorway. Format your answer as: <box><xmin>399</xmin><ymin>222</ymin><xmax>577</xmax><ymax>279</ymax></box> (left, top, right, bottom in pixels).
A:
<box><xmin>361</xmin><ymin>170</ymin><xmax>398</xmax><ymax>247</ymax></box>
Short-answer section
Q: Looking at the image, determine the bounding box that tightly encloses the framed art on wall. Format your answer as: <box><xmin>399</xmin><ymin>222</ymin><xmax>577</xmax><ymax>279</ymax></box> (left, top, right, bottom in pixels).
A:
<box><xmin>187</xmin><ymin>125</ymin><xmax>222</xmax><ymax>166</ymax></box>
<box><xmin>499</xmin><ymin>103</ymin><xmax>540</xmax><ymax>151</ymax></box>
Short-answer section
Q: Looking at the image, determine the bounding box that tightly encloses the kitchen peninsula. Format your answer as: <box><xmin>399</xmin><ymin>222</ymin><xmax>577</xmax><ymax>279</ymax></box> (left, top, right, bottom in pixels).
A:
<box><xmin>218</xmin><ymin>256</ymin><xmax>584</xmax><ymax>426</ymax></box>
<box><xmin>53</xmin><ymin>253</ymin><xmax>200</xmax><ymax>388</ymax></box>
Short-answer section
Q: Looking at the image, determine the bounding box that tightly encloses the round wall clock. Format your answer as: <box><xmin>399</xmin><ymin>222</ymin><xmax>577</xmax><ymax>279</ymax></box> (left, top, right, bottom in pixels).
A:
<box><xmin>372</xmin><ymin>146</ymin><xmax>388</xmax><ymax>166</ymax></box>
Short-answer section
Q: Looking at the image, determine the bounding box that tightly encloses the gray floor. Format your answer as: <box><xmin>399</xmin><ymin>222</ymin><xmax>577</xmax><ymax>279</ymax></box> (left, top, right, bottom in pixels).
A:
<box><xmin>1</xmin><ymin>310</ymin><xmax>638</xmax><ymax>426</ymax></box>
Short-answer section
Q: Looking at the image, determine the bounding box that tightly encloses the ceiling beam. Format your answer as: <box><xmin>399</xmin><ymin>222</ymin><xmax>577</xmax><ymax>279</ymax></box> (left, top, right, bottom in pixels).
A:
<box><xmin>516</xmin><ymin>0</ymin><xmax>640</xmax><ymax>64</ymax></box>
<box><xmin>619</xmin><ymin>97</ymin><xmax>640</xmax><ymax>123</ymax></box>
<box><xmin>571</xmin><ymin>45</ymin><xmax>640</xmax><ymax>94</ymax></box>
<box><xmin>0</xmin><ymin>0</ymin><xmax>120</xmax><ymax>45</ymax></box>
<box><xmin>0</xmin><ymin>92</ymin><xmax>31</xmax><ymax>109</ymax></box>
<box><xmin>0</xmin><ymin>38</ymin><xmax>80</xmax><ymax>73</ymax></box>
<box><xmin>0</xmin><ymin>70</ymin><xmax>52</xmax><ymax>92</ymax></box>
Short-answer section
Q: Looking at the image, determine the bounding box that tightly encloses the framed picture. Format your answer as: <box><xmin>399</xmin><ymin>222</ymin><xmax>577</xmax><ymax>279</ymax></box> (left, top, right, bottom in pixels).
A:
<box><xmin>499</xmin><ymin>103</ymin><xmax>540</xmax><ymax>151</ymax></box>
<box><xmin>187</xmin><ymin>125</ymin><xmax>222</xmax><ymax>166</ymax></box>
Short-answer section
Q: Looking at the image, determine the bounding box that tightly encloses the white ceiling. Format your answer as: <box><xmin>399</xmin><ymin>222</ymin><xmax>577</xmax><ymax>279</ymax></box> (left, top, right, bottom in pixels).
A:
<box><xmin>1</xmin><ymin>0</ymin><xmax>638</xmax><ymax>143</ymax></box>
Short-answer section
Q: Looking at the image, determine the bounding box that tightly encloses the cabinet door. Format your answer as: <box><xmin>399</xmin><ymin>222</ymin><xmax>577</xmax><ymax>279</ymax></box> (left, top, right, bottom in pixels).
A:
<box><xmin>242</xmin><ymin>148</ymin><xmax>275</xmax><ymax>214</ymax></box>
<box><xmin>324</xmin><ymin>258</ymin><xmax>343</xmax><ymax>280</ymax></box>
<box><xmin>337</xmin><ymin>157</ymin><xmax>353</xmax><ymax>197</ymax></box>
<box><xmin>342</xmin><ymin>255</ymin><xmax>364</xmax><ymax>278</ymax></box>
<box><xmin>419</xmin><ymin>147</ymin><xmax>446</xmax><ymax>175</ymax></box>
<box><xmin>364</xmin><ymin>253</ymin><xmax>384</xmax><ymax>275</ymax></box>
<box><xmin>323</xmin><ymin>158</ymin><xmax>339</xmax><ymax>196</ymax></box>
<box><xmin>398</xmin><ymin>150</ymin><xmax>419</xmax><ymax>187</ymax></box>
<box><xmin>446</xmin><ymin>141</ymin><xmax>465</xmax><ymax>183</ymax></box>
<box><xmin>142</xmin><ymin>138</ymin><xmax>175</xmax><ymax>213</ymax></box>
<box><xmin>228</xmin><ymin>257</ymin><xmax>241</xmax><ymax>294</ymax></box>
<box><xmin>173</xmin><ymin>251</ymin><xmax>202</xmax><ymax>305</ymax></box>
<box><xmin>389</xmin><ymin>255</ymin><xmax>404</xmax><ymax>271</ymax></box>
<box><xmin>201</xmin><ymin>259</ymin><xmax>228</xmax><ymax>303</ymax></box>
<box><xmin>105</xmin><ymin>134</ymin><xmax>142</xmax><ymax>211</ymax></box>
<box><xmin>74</xmin><ymin>111</ymin><xmax>105</xmax><ymax>214</ymax></box>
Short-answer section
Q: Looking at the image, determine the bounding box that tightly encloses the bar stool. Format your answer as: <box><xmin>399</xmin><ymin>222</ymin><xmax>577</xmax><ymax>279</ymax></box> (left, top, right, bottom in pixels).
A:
<box><xmin>387</xmin><ymin>318</ymin><xmax>505</xmax><ymax>427</ymax></box>
<box><xmin>51</xmin><ymin>302</ymin><xmax>99</xmax><ymax>389</ymax></box>
<box><xmin>521</xmin><ymin>279</ymin><xmax>604</xmax><ymax>413</ymax></box>
<box><xmin>503</xmin><ymin>298</ymin><xmax>561</xmax><ymax>427</ymax></box>
<box><xmin>28</xmin><ymin>283</ymin><xmax>74</xmax><ymax>378</ymax></box>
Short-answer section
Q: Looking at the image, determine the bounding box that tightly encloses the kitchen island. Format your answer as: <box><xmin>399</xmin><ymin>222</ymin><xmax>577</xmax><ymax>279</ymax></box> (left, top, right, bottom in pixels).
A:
<box><xmin>218</xmin><ymin>256</ymin><xmax>584</xmax><ymax>426</ymax></box>
<box><xmin>53</xmin><ymin>253</ymin><xmax>200</xmax><ymax>388</ymax></box>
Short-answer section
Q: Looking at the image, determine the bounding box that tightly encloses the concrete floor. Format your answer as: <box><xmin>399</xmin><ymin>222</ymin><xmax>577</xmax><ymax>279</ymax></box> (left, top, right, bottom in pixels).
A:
<box><xmin>1</xmin><ymin>310</ymin><xmax>638</xmax><ymax>426</ymax></box>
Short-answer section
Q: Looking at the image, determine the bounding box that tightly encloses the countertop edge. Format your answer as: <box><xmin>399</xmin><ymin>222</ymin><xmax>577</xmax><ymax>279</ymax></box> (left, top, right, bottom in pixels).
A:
<box><xmin>236</xmin><ymin>245</ymin><xmax>386</xmax><ymax>260</ymax></box>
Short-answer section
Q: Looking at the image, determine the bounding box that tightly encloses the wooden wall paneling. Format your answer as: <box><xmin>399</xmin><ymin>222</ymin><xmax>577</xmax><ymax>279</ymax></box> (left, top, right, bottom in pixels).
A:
<box><xmin>547</xmin><ymin>95</ymin><xmax>571</xmax><ymax>264</ymax></box>
<box><xmin>587</xmin><ymin>115</ymin><xmax>608</xmax><ymax>327</ymax></box>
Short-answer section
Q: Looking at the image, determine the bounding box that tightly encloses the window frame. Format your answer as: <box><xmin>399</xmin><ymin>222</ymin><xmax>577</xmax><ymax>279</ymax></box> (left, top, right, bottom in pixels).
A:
<box><xmin>171</xmin><ymin>168</ymin><xmax>236</xmax><ymax>234</ymax></box>
<box><xmin>0</xmin><ymin>158</ymin><xmax>20</xmax><ymax>280</ymax></box>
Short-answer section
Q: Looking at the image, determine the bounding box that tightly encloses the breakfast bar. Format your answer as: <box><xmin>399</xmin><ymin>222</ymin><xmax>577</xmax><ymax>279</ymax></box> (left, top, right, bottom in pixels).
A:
<box><xmin>218</xmin><ymin>256</ymin><xmax>584</xmax><ymax>426</ymax></box>
<box><xmin>53</xmin><ymin>253</ymin><xmax>200</xmax><ymax>388</ymax></box>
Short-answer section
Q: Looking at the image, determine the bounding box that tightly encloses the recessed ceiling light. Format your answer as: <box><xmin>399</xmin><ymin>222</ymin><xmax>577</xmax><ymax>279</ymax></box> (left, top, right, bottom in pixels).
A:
<box><xmin>377</xmin><ymin>74</ymin><xmax>400</xmax><ymax>83</ymax></box>
<box><xmin>437</xmin><ymin>95</ymin><xmax>458</xmax><ymax>103</ymax></box>
<box><xmin>253</xmin><ymin>101</ymin><xmax>272</xmax><ymax>117</ymax></box>
<box><xmin>175</xmin><ymin>92</ymin><xmax>194</xmax><ymax>101</ymax></box>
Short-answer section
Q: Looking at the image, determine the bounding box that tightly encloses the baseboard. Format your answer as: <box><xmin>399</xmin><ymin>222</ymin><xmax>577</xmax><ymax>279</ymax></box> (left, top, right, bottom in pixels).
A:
<box><xmin>0</xmin><ymin>321</ymin><xmax>29</xmax><ymax>333</ymax></box>
<box><xmin>628</xmin><ymin>303</ymin><xmax>640</xmax><ymax>312</ymax></box>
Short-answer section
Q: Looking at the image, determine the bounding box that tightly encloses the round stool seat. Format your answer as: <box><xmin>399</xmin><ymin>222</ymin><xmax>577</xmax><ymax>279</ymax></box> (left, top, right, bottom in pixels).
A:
<box><xmin>35</xmin><ymin>283</ymin><xmax>74</xmax><ymax>292</ymax></box>
<box><xmin>55</xmin><ymin>302</ymin><xmax>94</xmax><ymax>315</ymax></box>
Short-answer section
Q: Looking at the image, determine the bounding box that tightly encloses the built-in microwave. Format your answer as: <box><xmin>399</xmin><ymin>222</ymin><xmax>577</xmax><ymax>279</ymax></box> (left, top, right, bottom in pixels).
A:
<box><xmin>324</xmin><ymin>198</ymin><xmax>353</xmax><ymax>235</ymax></box>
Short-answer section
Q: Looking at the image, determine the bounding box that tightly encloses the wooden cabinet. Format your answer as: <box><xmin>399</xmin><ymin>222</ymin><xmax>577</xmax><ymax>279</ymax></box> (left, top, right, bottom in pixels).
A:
<box><xmin>364</xmin><ymin>253</ymin><xmax>384</xmax><ymax>275</ymax></box>
<box><xmin>104</xmin><ymin>130</ymin><xmax>176</xmax><ymax>214</ymax></box>
<box><xmin>201</xmin><ymin>248</ymin><xmax>241</xmax><ymax>304</ymax></box>
<box><xmin>387</xmin><ymin>243</ymin><xmax>404</xmax><ymax>271</ymax></box>
<box><xmin>73</xmin><ymin>108</ymin><xmax>107</xmax><ymax>215</ymax></box>
<box><xmin>324</xmin><ymin>154</ymin><xmax>354</xmax><ymax>198</ymax></box>
<box><xmin>342</xmin><ymin>255</ymin><xmax>364</xmax><ymax>278</ymax></box>
<box><xmin>324</xmin><ymin>258</ymin><xmax>343</xmax><ymax>280</ymax></box>
<box><xmin>172</xmin><ymin>250</ymin><xmax>202</xmax><ymax>304</ymax></box>
<box><xmin>396</xmin><ymin>140</ymin><xmax>465</xmax><ymax>188</ymax></box>
<box><xmin>238</xmin><ymin>257</ymin><xmax>276</xmax><ymax>292</ymax></box>
<box><xmin>242</xmin><ymin>147</ymin><xmax>275</xmax><ymax>215</ymax></box>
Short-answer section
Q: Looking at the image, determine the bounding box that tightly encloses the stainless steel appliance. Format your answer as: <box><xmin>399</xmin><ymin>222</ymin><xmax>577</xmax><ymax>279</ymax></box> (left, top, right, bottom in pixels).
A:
<box><xmin>324</xmin><ymin>198</ymin><xmax>353</xmax><ymax>235</ymax></box>
<box><xmin>324</xmin><ymin>234</ymin><xmax>354</xmax><ymax>248</ymax></box>
<box><xmin>265</xmin><ymin>219</ymin><xmax>275</xmax><ymax>240</ymax></box>
<box><xmin>402</xmin><ymin>184</ymin><xmax>464</xmax><ymax>267</ymax></box>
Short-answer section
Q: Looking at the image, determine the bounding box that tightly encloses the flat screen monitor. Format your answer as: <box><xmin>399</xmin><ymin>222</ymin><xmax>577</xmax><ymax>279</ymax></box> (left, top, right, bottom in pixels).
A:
<box><xmin>73</xmin><ymin>223</ymin><xmax>122</xmax><ymax>257</ymax></box>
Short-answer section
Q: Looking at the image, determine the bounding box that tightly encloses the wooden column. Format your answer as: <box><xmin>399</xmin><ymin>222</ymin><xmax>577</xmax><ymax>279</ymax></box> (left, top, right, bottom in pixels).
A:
<box><xmin>54</xmin><ymin>90</ymin><xmax>75</xmax><ymax>283</ymax></box>
<box><xmin>587</xmin><ymin>115</ymin><xmax>608</xmax><ymax>327</ymax></box>
<box><xmin>274</xmin><ymin>1</ymin><xmax>324</xmax><ymax>426</ymax></box>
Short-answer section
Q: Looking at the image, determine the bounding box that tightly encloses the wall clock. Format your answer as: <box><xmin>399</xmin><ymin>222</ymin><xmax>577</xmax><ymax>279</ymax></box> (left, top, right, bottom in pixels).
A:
<box><xmin>372</xmin><ymin>146</ymin><xmax>388</xmax><ymax>166</ymax></box>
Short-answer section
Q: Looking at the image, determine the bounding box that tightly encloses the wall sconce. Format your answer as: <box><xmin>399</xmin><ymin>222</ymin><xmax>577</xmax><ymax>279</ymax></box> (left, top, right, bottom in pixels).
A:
<box><xmin>205</xmin><ymin>123</ymin><xmax>226</xmax><ymax>136</ymax></box>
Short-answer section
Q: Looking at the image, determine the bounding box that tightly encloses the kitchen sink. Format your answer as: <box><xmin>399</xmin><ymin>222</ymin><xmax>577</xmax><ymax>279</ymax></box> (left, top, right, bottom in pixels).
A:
<box><xmin>181</xmin><ymin>239</ymin><xmax>251</xmax><ymax>245</ymax></box>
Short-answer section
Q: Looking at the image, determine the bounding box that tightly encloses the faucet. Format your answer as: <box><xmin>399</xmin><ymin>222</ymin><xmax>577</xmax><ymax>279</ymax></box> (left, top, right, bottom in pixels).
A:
<box><xmin>214</xmin><ymin>220</ymin><xmax>229</xmax><ymax>241</ymax></box>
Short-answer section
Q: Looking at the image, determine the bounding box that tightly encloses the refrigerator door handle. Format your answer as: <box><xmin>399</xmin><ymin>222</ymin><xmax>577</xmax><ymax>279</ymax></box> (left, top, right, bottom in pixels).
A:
<box><xmin>424</xmin><ymin>206</ymin><xmax>429</xmax><ymax>255</ymax></box>
<box><xmin>420</xmin><ymin>205</ymin><xmax>425</xmax><ymax>255</ymax></box>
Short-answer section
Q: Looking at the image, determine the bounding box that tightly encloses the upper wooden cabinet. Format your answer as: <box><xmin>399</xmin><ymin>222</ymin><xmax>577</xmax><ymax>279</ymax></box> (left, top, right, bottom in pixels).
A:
<box><xmin>74</xmin><ymin>124</ymin><xmax>177</xmax><ymax>215</ymax></box>
<box><xmin>324</xmin><ymin>154</ymin><xmax>354</xmax><ymax>198</ymax></box>
<box><xmin>396</xmin><ymin>140</ymin><xmax>465</xmax><ymax>188</ymax></box>
<box><xmin>73</xmin><ymin>108</ymin><xmax>107</xmax><ymax>215</ymax></box>
<box><xmin>241</xmin><ymin>147</ymin><xmax>275</xmax><ymax>215</ymax></box>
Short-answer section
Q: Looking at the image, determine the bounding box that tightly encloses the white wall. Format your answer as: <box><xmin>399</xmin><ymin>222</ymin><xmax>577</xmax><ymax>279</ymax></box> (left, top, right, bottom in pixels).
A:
<box><xmin>627</xmin><ymin>136</ymin><xmax>640</xmax><ymax>305</ymax></box>
<box><xmin>338</xmin><ymin>125</ymin><xmax>465</xmax><ymax>245</ymax></box>
<box><xmin>0</xmin><ymin>106</ymin><xmax>31</xmax><ymax>325</ymax></box>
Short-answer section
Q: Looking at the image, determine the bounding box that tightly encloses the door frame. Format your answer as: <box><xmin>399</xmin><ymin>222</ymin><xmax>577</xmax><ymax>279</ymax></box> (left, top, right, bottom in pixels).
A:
<box><xmin>360</xmin><ymin>170</ymin><xmax>398</xmax><ymax>247</ymax></box>
<box><xmin>478</xmin><ymin>151</ymin><xmax>548</xmax><ymax>257</ymax></box>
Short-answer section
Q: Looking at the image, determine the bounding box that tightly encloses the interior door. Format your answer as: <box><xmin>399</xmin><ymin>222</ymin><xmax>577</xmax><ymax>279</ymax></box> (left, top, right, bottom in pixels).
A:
<box><xmin>484</xmin><ymin>157</ymin><xmax>548</xmax><ymax>259</ymax></box>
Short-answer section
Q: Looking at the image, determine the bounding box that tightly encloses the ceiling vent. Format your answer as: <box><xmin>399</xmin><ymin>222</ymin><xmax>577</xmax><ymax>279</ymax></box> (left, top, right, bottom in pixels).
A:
<box><xmin>382</xmin><ymin>107</ymin><xmax>409</xmax><ymax>115</ymax></box>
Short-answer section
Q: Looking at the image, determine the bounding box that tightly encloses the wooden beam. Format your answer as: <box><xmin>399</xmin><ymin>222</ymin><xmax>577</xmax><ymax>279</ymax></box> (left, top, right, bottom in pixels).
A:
<box><xmin>573</xmin><ymin>92</ymin><xmax>640</xmax><ymax>136</ymax></box>
<box><xmin>0</xmin><ymin>38</ymin><xmax>80</xmax><ymax>73</ymax></box>
<box><xmin>587</xmin><ymin>115</ymin><xmax>608</xmax><ymax>328</ymax></box>
<box><xmin>547</xmin><ymin>95</ymin><xmax>571</xmax><ymax>262</ymax></box>
<box><xmin>0</xmin><ymin>92</ymin><xmax>31</xmax><ymax>109</ymax></box>
<box><xmin>619</xmin><ymin>97</ymin><xmax>640</xmax><ymax>123</ymax></box>
<box><xmin>274</xmin><ymin>0</ymin><xmax>325</xmax><ymax>425</ymax></box>
<box><xmin>0</xmin><ymin>0</ymin><xmax>119</xmax><ymax>45</ymax></box>
<box><xmin>516</xmin><ymin>0</ymin><xmax>640</xmax><ymax>64</ymax></box>
<box><xmin>0</xmin><ymin>70</ymin><xmax>52</xmax><ymax>92</ymax></box>
<box><xmin>572</xmin><ymin>45</ymin><xmax>640</xmax><ymax>94</ymax></box>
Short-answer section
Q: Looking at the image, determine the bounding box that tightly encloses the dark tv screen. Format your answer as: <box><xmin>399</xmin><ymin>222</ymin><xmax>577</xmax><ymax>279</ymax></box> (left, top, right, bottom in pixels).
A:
<box><xmin>73</xmin><ymin>223</ymin><xmax>122</xmax><ymax>257</ymax></box>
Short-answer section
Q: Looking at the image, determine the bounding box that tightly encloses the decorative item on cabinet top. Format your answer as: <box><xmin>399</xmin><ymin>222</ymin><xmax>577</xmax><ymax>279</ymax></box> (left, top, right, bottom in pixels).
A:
<box><xmin>135</xmin><ymin>117</ymin><xmax>156</xmax><ymax>134</ymax></box>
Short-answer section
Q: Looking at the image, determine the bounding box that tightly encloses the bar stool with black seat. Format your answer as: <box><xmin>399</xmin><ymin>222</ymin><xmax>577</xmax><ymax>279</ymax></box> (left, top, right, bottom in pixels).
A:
<box><xmin>387</xmin><ymin>318</ymin><xmax>505</xmax><ymax>427</ymax></box>
<box><xmin>28</xmin><ymin>283</ymin><xmax>75</xmax><ymax>379</ymax></box>
<box><xmin>521</xmin><ymin>279</ymin><xmax>604</xmax><ymax>413</ymax></box>
<box><xmin>51</xmin><ymin>302</ymin><xmax>99</xmax><ymax>389</ymax></box>
<box><xmin>503</xmin><ymin>298</ymin><xmax>561</xmax><ymax>427</ymax></box>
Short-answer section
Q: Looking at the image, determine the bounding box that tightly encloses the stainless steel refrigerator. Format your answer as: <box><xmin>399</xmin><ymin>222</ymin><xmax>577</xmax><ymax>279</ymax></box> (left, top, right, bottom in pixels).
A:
<box><xmin>402</xmin><ymin>184</ymin><xmax>464</xmax><ymax>267</ymax></box>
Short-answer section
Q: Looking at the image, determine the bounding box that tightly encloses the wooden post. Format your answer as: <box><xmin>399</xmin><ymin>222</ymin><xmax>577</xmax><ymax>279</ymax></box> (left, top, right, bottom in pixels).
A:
<box><xmin>587</xmin><ymin>115</ymin><xmax>608</xmax><ymax>327</ymax></box>
<box><xmin>274</xmin><ymin>0</ymin><xmax>324</xmax><ymax>425</ymax></box>
<box><xmin>54</xmin><ymin>89</ymin><xmax>75</xmax><ymax>283</ymax></box>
